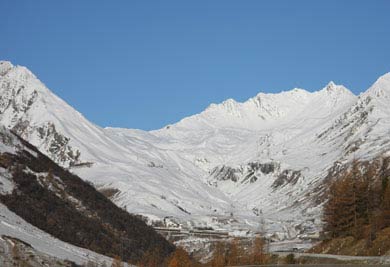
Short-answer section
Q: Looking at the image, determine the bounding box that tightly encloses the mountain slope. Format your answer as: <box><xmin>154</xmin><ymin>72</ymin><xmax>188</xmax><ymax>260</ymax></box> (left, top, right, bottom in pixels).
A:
<box><xmin>0</xmin><ymin>125</ymin><xmax>174</xmax><ymax>264</ymax></box>
<box><xmin>0</xmin><ymin>203</ymin><xmax>122</xmax><ymax>266</ymax></box>
<box><xmin>1</xmin><ymin>60</ymin><xmax>389</xmax><ymax>242</ymax></box>
<box><xmin>0</xmin><ymin>61</ymin><xmax>233</xmax><ymax>223</ymax></box>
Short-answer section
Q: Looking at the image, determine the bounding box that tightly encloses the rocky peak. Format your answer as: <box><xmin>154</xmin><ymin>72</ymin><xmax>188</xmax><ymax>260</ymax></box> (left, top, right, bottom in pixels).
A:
<box><xmin>364</xmin><ymin>72</ymin><xmax>390</xmax><ymax>99</ymax></box>
<box><xmin>0</xmin><ymin>61</ymin><xmax>13</xmax><ymax>76</ymax></box>
<box><xmin>322</xmin><ymin>81</ymin><xmax>354</xmax><ymax>97</ymax></box>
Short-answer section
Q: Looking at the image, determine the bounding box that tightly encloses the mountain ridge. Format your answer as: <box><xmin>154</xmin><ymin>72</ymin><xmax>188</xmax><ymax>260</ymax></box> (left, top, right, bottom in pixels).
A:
<box><xmin>158</xmin><ymin>80</ymin><xmax>355</xmax><ymax>132</ymax></box>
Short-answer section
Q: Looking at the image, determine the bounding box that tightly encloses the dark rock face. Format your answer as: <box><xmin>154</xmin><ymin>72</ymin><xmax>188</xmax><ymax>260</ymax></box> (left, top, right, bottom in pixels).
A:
<box><xmin>35</xmin><ymin>122</ymin><xmax>81</xmax><ymax>166</ymax></box>
<box><xmin>0</xmin><ymin>86</ymin><xmax>37</xmax><ymax>115</ymax></box>
<box><xmin>248</xmin><ymin>162</ymin><xmax>277</xmax><ymax>174</ymax></box>
<box><xmin>272</xmin><ymin>169</ymin><xmax>302</xmax><ymax>189</ymax></box>
<box><xmin>0</xmin><ymin>128</ymin><xmax>14</xmax><ymax>146</ymax></box>
<box><xmin>242</xmin><ymin>162</ymin><xmax>280</xmax><ymax>184</ymax></box>
<box><xmin>210</xmin><ymin>165</ymin><xmax>239</xmax><ymax>182</ymax></box>
<box><xmin>209</xmin><ymin>160</ymin><xmax>304</xmax><ymax>192</ymax></box>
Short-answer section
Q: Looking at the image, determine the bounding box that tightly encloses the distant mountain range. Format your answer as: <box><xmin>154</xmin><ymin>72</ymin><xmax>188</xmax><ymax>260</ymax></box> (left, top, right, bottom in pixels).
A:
<box><xmin>1</xmin><ymin>60</ymin><xmax>390</xmax><ymax>243</ymax></box>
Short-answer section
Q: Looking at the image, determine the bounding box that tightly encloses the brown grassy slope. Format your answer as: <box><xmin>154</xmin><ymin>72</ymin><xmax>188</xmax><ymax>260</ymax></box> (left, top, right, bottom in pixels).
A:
<box><xmin>310</xmin><ymin>227</ymin><xmax>390</xmax><ymax>256</ymax></box>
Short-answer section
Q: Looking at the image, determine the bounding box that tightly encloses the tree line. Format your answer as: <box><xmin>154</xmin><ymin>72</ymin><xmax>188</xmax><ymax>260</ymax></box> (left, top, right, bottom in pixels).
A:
<box><xmin>114</xmin><ymin>236</ymin><xmax>268</xmax><ymax>267</ymax></box>
<box><xmin>209</xmin><ymin>236</ymin><xmax>268</xmax><ymax>267</ymax></box>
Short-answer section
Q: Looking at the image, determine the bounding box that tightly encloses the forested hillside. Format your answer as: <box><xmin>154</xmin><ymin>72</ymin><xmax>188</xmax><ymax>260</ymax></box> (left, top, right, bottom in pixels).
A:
<box><xmin>315</xmin><ymin>156</ymin><xmax>390</xmax><ymax>255</ymax></box>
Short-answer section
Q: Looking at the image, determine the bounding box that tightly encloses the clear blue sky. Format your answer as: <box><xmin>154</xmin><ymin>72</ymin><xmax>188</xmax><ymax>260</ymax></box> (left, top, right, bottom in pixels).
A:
<box><xmin>1</xmin><ymin>1</ymin><xmax>390</xmax><ymax>130</ymax></box>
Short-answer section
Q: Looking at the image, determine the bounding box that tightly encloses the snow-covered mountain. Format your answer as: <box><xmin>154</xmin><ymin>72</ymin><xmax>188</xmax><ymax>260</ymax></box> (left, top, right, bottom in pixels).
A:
<box><xmin>1</xmin><ymin>60</ymin><xmax>389</xmax><ymax>240</ymax></box>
